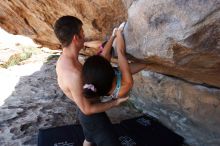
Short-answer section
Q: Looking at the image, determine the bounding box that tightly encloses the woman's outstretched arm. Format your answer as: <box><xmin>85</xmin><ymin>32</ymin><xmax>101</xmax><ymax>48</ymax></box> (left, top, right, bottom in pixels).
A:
<box><xmin>116</xmin><ymin>30</ymin><xmax>133</xmax><ymax>98</ymax></box>
<box><xmin>100</xmin><ymin>28</ymin><xmax>117</xmax><ymax>61</ymax></box>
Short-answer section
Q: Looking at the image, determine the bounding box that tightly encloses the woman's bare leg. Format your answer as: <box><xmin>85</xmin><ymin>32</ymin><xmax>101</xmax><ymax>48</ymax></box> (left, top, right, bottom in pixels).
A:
<box><xmin>129</xmin><ymin>62</ymin><xmax>146</xmax><ymax>74</ymax></box>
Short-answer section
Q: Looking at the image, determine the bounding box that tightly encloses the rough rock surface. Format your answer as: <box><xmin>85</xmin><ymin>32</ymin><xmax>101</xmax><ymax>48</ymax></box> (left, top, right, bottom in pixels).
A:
<box><xmin>123</xmin><ymin>0</ymin><xmax>220</xmax><ymax>88</ymax></box>
<box><xmin>1</xmin><ymin>0</ymin><xmax>219</xmax><ymax>88</ymax></box>
<box><xmin>1</xmin><ymin>0</ymin><xmax>220</xmax><ymax>146</ymax></box>
<box><xmin>0</xmin><ymin>34</ymin><xmax>141</xmax><ymax>145</ymax></box>
<box><xmin>131</xmin><ymin>71</ymin><xmax>220</xmax><ymax>146</ymax></box>
<box><xmin>0</xmin><ymin>0</ymin><xmax>127</xmax><ymax>49</ymax></box>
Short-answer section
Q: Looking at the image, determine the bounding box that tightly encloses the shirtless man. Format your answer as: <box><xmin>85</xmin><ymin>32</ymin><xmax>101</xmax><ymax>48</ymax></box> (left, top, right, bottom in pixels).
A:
<box><xmin>54</xmin><ymin>16</ymin><xmax>127</xmax><ymax>145</ymax></box>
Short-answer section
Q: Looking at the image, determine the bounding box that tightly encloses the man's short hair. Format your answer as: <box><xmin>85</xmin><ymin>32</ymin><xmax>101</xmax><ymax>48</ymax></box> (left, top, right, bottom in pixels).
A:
<box><xmin>54</xmin><ymin>16</ymin><xmax>83</xmax><ymax>47</ymax></box>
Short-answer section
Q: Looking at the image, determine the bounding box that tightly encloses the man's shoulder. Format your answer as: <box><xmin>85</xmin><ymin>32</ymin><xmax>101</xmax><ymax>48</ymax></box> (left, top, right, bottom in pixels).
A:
<box><xmin>56</xmin><ymin>55</ymin><xmax>82</xmax><ymax>89</ymax></box>
<box><xmin>56</xmin><ymin>68</ymin><xmax>82</xmax><ymax>99</ymax></box>
<box><xmin>57</xmin><ymin>59</ymin><xmax>81</xmax><ymax>76</ymax></box>
<box><xmin>58</xmin><ymin>69</ymin><xmax>81</xmax><ymax>82</ymax></box>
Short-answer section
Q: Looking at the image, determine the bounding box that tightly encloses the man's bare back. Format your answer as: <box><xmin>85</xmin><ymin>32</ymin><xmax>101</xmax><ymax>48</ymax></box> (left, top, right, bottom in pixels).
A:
<box><xmin>56</xmin><ymin>54</ymin><xmax>82</xmax><ymax>102</ymax></box>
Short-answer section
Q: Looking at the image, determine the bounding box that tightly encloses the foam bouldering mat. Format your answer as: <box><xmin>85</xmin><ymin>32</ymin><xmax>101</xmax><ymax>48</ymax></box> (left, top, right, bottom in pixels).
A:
<box><xmin>113</xmin><ymin>124</ymin><xmax>143</xmax><ymax>146</ymax></box>
<box><xmin>120</xmin><ymin>114</ymin><xmax>184</xmax><ymax>146</ymax></box>
<box><xmin>38</xmin><ymin>115</ymin><xmax>184</xmax><ymax>146</ymax></box>
<box><xmin>38</xmin><ymin>124</ymin><xmax>84</xmax><ymax>146</ymax></box>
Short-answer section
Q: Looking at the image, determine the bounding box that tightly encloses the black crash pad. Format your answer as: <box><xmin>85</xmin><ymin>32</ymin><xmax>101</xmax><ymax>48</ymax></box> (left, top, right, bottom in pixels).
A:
<box><xmin>38</xmin><ymin>125</ymin><xmax>84</xmax><ymax>146</ymax></box>
<box><xmin>38</xmin><ymin>115</ymin><xmax>184</xmax><ymax>146</ymax></box>
<box><xmin>120</xmin><ymin>114</ymin><xmax>184</xmax><ymax>146</ymax></box>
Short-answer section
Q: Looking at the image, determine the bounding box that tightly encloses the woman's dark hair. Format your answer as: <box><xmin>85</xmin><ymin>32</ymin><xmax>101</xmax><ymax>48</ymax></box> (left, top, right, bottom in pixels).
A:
<box><xmin>54</xmin><ymin>16</ymin><xmax>83</xmax><ymax>47</ymax></box>
<box><xmin>82</xmin><ymin>55</ymin><xmax>115</xmax><ymax>98</ymax></box>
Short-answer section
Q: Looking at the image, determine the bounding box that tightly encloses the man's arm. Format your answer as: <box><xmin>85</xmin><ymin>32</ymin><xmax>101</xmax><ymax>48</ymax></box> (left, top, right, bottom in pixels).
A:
<box><xmin>68</xmin><ymin>75</ymin><xmax>128</xmax><ymax>115</ymax></box>
<box><xmin>84</xmin><ymin>40</ymin><xmax>102</xmax><ymax>48</ymax></box>
<box><xmin>75</xmin><ymin>93</ymin><xmax>129</xmax><ymax>115</ymax></box>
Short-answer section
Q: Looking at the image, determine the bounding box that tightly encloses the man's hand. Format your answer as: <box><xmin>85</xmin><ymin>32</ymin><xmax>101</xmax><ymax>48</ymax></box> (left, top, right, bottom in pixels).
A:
<box><xmin>115</xmin><ymin>96</ymin><xmax>129</xmax><ymax>106</ymax></box>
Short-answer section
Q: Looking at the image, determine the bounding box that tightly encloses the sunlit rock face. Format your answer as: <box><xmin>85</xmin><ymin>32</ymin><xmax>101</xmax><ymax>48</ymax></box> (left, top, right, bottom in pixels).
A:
<box><xmin>0</xmin><ymin>0</ymin><xmax>127</xmax><ymax>49</ymax></box>
<box><xmin>1</xmin><ymin>0</ymin><xmax>219</xmax><ymax>88</ymax></box>
<box><xmin>123</xmin><ymin>0</ymin><xmax>220</xmax><ymax>88</ymax></box>
<box><xmin>0</xmin><ymin>0</ymin><xmax>220</xmax><ymax>146</ymax></box>
<box><xmin>122</xmin><ymin>1</ymin><xmax>220</xmax><ymax>145</ymax></box>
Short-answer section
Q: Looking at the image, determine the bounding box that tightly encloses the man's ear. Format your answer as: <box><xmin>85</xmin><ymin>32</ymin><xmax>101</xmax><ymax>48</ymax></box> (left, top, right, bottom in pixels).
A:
<box><xmin>72</xmin><ymin>35</ymin><xmax>78</xmax><ymax>43</ymax></box>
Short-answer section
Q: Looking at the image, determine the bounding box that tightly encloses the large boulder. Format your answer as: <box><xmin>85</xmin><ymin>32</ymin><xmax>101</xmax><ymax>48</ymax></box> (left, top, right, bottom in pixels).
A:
<box><xmin>131</xmin><ymin>71</ymin><xmax>220</xmax><ymax>146</ymax></box>
<box><xmin>122</xmin><ymin>1</ymin><xmax>220</xmax><ymax>145</ymax></box>
<box><xmin>0</xmin><ymin>0</ymin><xmax>220</xmax><ymax>145</ymax></box>
<box><xmin>123</xmin><ymin>0</ymin><xmax>220</xmax><ymax>88</ymax></box>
